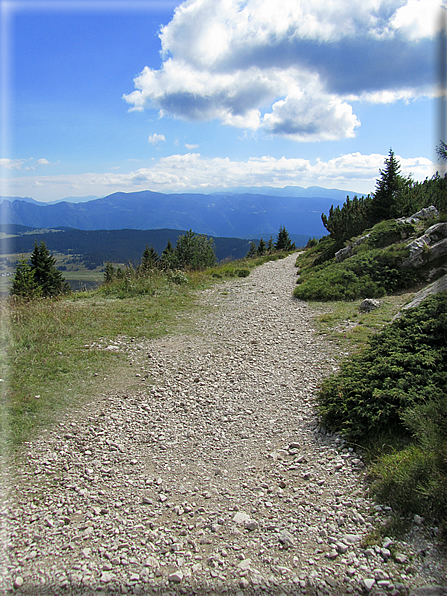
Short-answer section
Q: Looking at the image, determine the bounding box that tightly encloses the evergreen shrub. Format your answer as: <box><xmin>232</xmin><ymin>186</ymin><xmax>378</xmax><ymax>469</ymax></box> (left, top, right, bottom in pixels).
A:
<box><xmin>317</xmin><ymin>293</ymin><xmax>447</xmax><ymax>442</ymax></box>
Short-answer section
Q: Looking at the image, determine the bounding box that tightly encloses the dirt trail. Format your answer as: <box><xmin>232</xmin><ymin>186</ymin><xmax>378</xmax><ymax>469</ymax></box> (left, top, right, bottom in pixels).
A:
<box><xmin>1</xmin><ymin>254</ymin><xmax>445</xmax><ymax>595</ymax></box>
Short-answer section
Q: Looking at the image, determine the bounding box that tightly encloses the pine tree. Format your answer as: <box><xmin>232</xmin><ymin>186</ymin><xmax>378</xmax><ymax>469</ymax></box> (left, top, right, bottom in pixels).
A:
<box><xmin>370</xmin><ymin>149</ymin><xmax>404</xmax><ymax>222</ymax></box>
<box><xmin>275</xmin><ymin>226</ymin><xmax>295</xmax><ymax>251</ymax></box>
<box><xmin>159</xmin><ymin>239</ymin><xmax>177</xmax><ymax>270</ymax></box>
<box><xmin>11</xmin><ymin>257</ymin><xmax>41</xmax><ymax>300</ymax></box>
<box><xmin>28</xmin><ymin>241</ymin><xmax>69</xmax><ymax>297</ymax></box>
<box><xmin>104</xmin><ymin>262</ymin><xmax>115</xmax><ymax>283</ymax></box>
<box><xmin>436</xmin><ymin>140</ymin><xmax>447</xmax><ymax>162</ymax></box>
<box><xmin>174</xmin><ymin>230</ymin><xmax>215</xmax><ymax>270</ymax></box>
<box><xmin>257</xmin><ymin>238</ymin><xmax>266</xmax><ymax>256</ymax></box>
<box><xmin>141</xmin><ymin>244</ymin><xmax>158</xmax><ymax>272</ymax></box>
<box><xmin>246</xmin><ymin>241</ymin><xmax>257</xmax><ymax>258</ymax></box>
<box><xmin>267</xmin><ymin>236</ymin><xmax>274</xmax><ymax>253</ymax></box>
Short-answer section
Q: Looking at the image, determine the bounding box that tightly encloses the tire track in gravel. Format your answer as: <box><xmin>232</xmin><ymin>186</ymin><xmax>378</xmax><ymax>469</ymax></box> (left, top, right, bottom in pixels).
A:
<box><xmin>1</xmin><ymin>254</ymin><xmax>446</xmax><ymax>595</ymax></box>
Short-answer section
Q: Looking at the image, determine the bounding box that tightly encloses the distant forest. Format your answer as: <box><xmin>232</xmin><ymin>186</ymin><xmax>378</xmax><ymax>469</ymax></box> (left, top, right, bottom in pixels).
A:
<box><xmin>0</xmin><ymin>226</ymin><xmax>311</xmax><ymax>268</ymax></box>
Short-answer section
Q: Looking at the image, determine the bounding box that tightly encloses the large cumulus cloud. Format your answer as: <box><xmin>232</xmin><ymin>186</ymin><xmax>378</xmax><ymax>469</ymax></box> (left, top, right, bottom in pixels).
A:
<box><xmin>123</xmin><ymin>0</ymin><xmax>441</xmax><ymax>141</ymax></box>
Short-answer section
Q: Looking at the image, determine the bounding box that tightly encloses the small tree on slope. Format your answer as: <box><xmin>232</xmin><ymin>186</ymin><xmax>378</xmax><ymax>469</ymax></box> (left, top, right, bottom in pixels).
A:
<box><xmin>29</xmin><ymin>241</ymin><xmax>70</xmax><ymax>297</ymax></box>
<box><xmin>275</xmin><ymin>226</ymin><xmax>295</xmax><ymax>251</ymax></box>
<box><xmin>370</xmin><ymin>148</ymin><xmax>406</xmax><ymax>222</ymax></box>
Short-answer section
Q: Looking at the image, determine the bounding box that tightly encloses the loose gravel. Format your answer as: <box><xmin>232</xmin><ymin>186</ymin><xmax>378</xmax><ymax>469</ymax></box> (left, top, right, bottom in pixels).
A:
<box><xmin>1</xmin><ymin>254</ymin><xmax>446</xmax><ymax>595</ymax></box>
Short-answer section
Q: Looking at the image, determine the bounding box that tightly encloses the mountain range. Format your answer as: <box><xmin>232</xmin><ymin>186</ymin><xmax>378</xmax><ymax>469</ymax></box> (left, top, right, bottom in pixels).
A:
<box><xmin>0</xmin><ymin>187</ymin><xmax>359</xmax><ymax>239</ymax></box>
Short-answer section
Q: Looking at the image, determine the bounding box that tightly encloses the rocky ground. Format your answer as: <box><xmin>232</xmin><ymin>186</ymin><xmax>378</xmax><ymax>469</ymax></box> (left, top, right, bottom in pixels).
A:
<box><xmin>1</xmin><ymin>254</ymin><xmax>446</xmax><ymax>595</ymax></box>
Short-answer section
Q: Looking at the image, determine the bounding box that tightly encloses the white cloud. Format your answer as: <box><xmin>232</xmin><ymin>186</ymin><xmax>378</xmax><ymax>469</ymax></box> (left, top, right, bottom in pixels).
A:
<box><xmin>3</xmin><ymin>152</ymin><xmax>435</xmax><ymax>201</ymax></box>
<box><xmin>185</xmin><ymin>143</ymin><xmax>199</xmax><ymax>149</ymax></box>
<box><xmin>390</xmin><ymin>0</ymin><xmax>442</xmax><ymax>40</ymax></box>
<box><xmin>123</xmin><ymin>0</ymin><xmax>440</xmax><ymax>141</ymax></box>
<box><xmin>148</xmin><ymin>133</ymin><xmax>166</xmax><ymax>145</ymax></box>
<box><xmin>0</xmin><ymin>157</ymin><xmax>51</xmax><ymax>171</ymax></box>
<box><xmin>0</xmin><ymin>158</ymin><xmax>25</xmax><ymax>170</ymax></box>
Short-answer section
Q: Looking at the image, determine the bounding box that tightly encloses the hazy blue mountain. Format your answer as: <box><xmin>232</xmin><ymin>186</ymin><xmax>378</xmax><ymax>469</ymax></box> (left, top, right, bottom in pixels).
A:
<box><xmin>1</xmin><ymin>189</ymin><xmax>347</xmax><ymax>237</ymax></box>
<box><xmin>0</xmin><ymin>195</ymin><xmax>40</xmax><ymax>205</ymax></box>
<box><xmin>46</xmin><ymin>195</ymin><xmax>100</xmax><ymax>205</ymax></box>
<box><xmin>211</xmin><ymin>185</ymin><xmax>362</xmax><ymax>200</ymax></box>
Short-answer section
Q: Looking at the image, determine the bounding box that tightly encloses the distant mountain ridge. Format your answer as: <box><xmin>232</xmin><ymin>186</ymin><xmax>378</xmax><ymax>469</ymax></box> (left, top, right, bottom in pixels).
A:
<box><xmin>0</xmin><ymin>187</ymin><xmax>360</xmax><ymax>238</ymax></box>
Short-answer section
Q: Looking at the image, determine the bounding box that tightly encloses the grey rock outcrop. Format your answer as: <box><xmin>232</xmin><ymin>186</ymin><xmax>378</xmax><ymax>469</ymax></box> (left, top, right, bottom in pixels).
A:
<box><xmin>335</xmin><ymin>234</ymin><xmax>370</xmax><ymax>262</ymax></box>
<box><xmin>397</xmin><ymin>205</ymin><xmax>439</xmax><ymax>225</ymax></box>
<box><xmin>401</xmin><ymin>222</ymin><xmax>447</xmax><ymax>269</ymax></box>
<box><xmin>401</xmin><ymin>273</ymin><xmax>447</xmax><ymax>311</ymax></box>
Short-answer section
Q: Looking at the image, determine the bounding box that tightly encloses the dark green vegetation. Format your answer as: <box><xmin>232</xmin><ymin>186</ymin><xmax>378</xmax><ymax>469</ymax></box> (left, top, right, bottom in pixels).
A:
<box><xmin>296</xmin><ymin>150</ymin><xmax>447</xmax><ymax>533</ymax></box>
<box><xmin>294</xmin><ymin>220</ymin><xmax>421</xmax><ymax>301</ymax></box>
<box><xmin>12</xmin><ymin>241</ymin><xmax>70</xmax><ymax>299</ymax></box>
<box><xmin>0</xmin><ymin>226</ymin><xmax>261</xmax><ymax>270</ymax></box>
<box><xmin>318</xmin><ymin>294</ymin><xmax>447</xmax><ymax>530</ymax></box>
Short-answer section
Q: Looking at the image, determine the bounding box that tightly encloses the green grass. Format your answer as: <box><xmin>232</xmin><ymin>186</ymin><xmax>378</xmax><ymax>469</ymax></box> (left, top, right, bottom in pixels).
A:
<box><xmin>311</xmin><ymin>292</ymin><xmax>416</xmax><ymax>354</ymax></box>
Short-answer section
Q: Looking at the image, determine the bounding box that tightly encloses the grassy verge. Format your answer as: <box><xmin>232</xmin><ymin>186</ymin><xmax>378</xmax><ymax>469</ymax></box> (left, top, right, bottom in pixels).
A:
<box><xmin>313</xmin><ymin>292</ymin><xmax>447</xmax><ymax>533</ymax></box>
<box><xmin>2</xmin><ymin>251</ymin><xmax>292</xmax><ymax>449</ymax></box>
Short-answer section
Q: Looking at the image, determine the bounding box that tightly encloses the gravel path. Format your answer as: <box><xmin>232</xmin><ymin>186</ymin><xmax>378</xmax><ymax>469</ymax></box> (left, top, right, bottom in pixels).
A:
<box><xmin>1</xmin><ymin>254</ymin><xmax>445</xmax><ymax>595</ymax></box>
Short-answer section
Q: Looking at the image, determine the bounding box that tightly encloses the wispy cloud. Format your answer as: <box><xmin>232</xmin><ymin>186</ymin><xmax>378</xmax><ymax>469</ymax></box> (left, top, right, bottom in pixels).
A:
<box><xmin>0</xmin><ymin>157</ymin><xmax>51</xmax><ymax>170</ymax></box>
<box><xmin>148</xmin><ymin>133</ymin><xmax>166</xmax><ymax>145</ymax></box>
<box><xmin>123</xmin><ymin>0</ymin><xmax>441</xmax><ymax>142</ymax></box>
<box><xmin>0</xmin><ymin>158</ymin><xmax>25</xmax><ymax>170</ymax></box>
<box><xmin>185</xmin><ymin>143</ymin><xmax>198</xmax><ymax>149</ymax></box>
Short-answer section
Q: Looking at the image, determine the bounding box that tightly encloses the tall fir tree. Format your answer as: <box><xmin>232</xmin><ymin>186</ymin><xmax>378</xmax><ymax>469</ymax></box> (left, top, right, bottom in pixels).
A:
<box><xmin>370</xmin><ymin>148</ymin><xmax>404</xmax><ymax>222</ymax></box>
<box><xmin>275</xmin><ymin>226</ymin><xmax>295</xmax><ymax>251</ymax></box>
<box><xmin>141</xmin><ymin>244</ymin><xmax>158</xmax><ymax>272</ymax></box>
<box><xmin>159</xmin><ymin>239</ymin><xmax>177</xmax><ymax>270</ymax></box>
<box><xmin>257</xmin><ymin>238</ymin><xmax>266</xmax><ymax>256</ymax></box>
<box><xmin>29</xmin><ymin>241</ymin><xmax>69</xmax><ymax>297</ymax></box>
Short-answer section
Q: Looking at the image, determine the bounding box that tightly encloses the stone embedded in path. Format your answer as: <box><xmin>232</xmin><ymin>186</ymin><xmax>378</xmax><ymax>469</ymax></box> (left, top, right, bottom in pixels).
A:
<box><xmin>233</xmin><ymin>512</ymin><xmax>251</xmax><ymax>525</ymax></box>
<box><xmin>168</xmin><ymin>570</ymin><xmax>184</xmax><ymax>583</ymax></box>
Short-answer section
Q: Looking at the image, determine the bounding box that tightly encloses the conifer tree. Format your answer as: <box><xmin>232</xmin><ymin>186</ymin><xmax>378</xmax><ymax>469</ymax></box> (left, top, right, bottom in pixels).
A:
<box><xmin>28</xmin><ymin>241</ymin><xmax>69</xmax><ymax>297</ymax></box>
<box><xmin>159</xmin><ymin>239</ymin><xmax>177</xmax><ymax>270</ymax></box>
<box><xmin>257</xmin><ymin>238</ymin><xmax>266</xmax><ymax>256</ymax></box>
<box><xmin>104</xmin><ymin>262</ymin><xmax>115</xmax><ymax>283</ymax></box>
<box><xmin>267</xmin><ymin>236</ymin><xmax>274</xmax><ymax>253</ymax></box>
<box><xmin>246</xmin><ymin>241</ymin><xmax>257</xmax><ymax>258</ymax></box>
<box><xmin>370</xmin><ymin>148</ymin><xmax>404</xmax><ymax>222</ymax></box>
<box><xmin>141</xmin><ymin>244</ymin><xmax>158</xmax><ymax>272</ymax></box>
<box><xmin>11</xmin><ymin>258</ymin><xmax>41</xmax><ymax>299</ymax></box>
<box><xmin>436</xmin><ymin>140</ymin><xmax>447</xmax><ymax>162</ymax></box>
<box><xmin>174</xmin><ymin>230</ymin><xmax>215</xmax><ymax>270</ymax></box>
<box><xmin>275</xmin><ymin>226</ymin><xmax>295</xmax><ymax>251</ymax></box>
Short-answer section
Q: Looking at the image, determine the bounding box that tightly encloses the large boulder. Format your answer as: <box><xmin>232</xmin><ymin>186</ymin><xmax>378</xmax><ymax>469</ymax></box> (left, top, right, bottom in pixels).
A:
<box><xmin>396</xmin><ymin>205</ymin><xmax>439</xmax><ymax>225</ymax></box>
<box><xmin>401</xmin><ymin>273</ymin><xmax>447</xmax><ymax>311</ymax></box>
<box><xmin>401</xmin><ymin>222</ymin><xmax>447</xmax><ymax>269</ymax></box>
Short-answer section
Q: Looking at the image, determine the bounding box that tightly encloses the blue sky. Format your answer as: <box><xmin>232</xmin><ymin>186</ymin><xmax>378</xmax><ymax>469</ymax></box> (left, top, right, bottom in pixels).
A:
<box><xmin>0</xmin><ymin>0</ymin><xmax>445</xmax><ymax>202</ymax></box>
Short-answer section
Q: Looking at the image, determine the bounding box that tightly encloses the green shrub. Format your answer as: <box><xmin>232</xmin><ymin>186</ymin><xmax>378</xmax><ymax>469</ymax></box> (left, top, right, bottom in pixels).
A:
<box><xmin>294</xmin><ymin>248</ymin><xmax>420</xmax><ymax>302</ymax></box>
<box><xmin>317</xmin><ymin>293</ymin><xmax>447</xmax><ymax>442</ymax></box>
<box><xmin>371</xmin><ymin>392</ymin><xmax>447</xmax><ymax>528</ymax></box>
<box><xmin>235</xmin><ymin>269</ymin><xmax>250</xmax><ymax>278</ymax></box>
